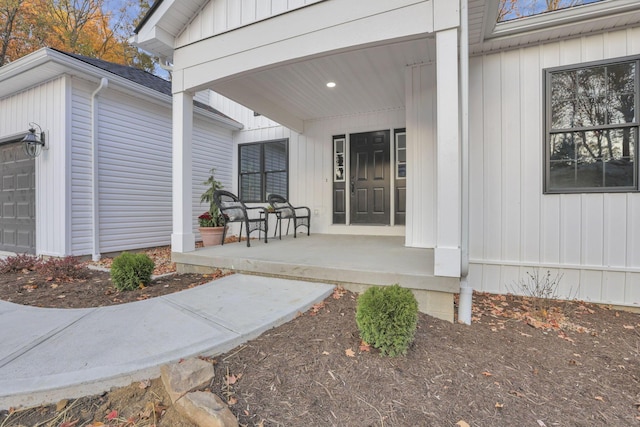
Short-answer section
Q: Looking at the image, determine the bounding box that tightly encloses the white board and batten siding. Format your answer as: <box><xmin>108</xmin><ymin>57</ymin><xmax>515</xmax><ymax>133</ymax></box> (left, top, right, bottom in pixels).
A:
<box><xmin>234</xmin><ymin>108</ymin><xmax>406</xmax><ymax>235</ymax></box>
<box><xmin>468</xmin><ymin>27</ymin><xmax>640</xmax><ymax>308</ymax></box>
<box><xmin>0</xmin><ymin>76</ymin><xmax>69</xmax><ymax>257</ymax></box>
<box><xmin>177</xmin><ymin>0</ymin><xmax>325</xmax><ymax>49</ymax></box>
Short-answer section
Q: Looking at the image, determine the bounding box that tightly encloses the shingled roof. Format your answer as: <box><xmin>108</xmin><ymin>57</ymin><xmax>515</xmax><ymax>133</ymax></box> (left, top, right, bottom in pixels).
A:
<box><xmin>54</xmin><ymin>49</ymin><xmax>235</xmax><ymax>121</ymax></box>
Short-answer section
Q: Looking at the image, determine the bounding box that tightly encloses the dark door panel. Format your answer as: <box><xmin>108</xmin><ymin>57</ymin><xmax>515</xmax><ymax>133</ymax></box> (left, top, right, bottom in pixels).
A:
<box><xmin>350</xmin><ymin>130</ymin><xmax>390</xmax><ymax>224</ymax></box>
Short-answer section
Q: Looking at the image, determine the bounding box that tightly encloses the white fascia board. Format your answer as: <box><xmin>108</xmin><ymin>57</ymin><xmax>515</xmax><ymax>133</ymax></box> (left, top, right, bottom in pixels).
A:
<box><xmin>132</xmin><ymin>25</ymin><xmax>176</xmax><ymax>60</ymax></box>
<box><xmin>487</xmin><ymin>0</ymin><xmax>640</xmax><ymax>39</ymax></box>
<box><xmin>174</xmin><ymin>0</ymin><xmax>434</xmax><ymax>92</ymax></box>
<box><xmin>0</xmin><ymin>48</ymin><xmax>50</xmax><ymax>83</ymax></box>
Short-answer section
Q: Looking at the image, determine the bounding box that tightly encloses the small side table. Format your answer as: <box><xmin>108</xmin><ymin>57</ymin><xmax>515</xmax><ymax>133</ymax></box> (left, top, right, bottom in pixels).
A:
<box><xmin>261</xmin><ymin>210</ymin><xmax>282</xmax><ymax>239</ymax></box>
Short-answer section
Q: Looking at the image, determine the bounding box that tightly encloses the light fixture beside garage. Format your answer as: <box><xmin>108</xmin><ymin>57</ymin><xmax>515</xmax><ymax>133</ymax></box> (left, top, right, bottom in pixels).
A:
<box><xmin>22</xmin><ymin>123</ymin><xmax>47</xmax><ymax>158</ymax></box>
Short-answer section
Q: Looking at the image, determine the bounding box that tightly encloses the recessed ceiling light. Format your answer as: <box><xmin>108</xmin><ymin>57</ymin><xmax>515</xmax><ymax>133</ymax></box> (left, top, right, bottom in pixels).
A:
<box><xmin>326</xmin><ymin>82</ymin><xmax>336</xmax><ymax>88</ymax></box>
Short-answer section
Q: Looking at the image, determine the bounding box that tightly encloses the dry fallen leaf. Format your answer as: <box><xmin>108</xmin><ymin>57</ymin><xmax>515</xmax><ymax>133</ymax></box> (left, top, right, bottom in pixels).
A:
<box><xmin>495</xmin><ymin>402</ymin><xmax>504</xmax><ymax>408</ymax></box>
<box><xmin>228</xmin><ymin>396</ymin><xmax>238</xmax><ymax>405</ymax></box>
<box><xmin>56</xmin><ymin>399</ymin><xmax>68</xmax><ymax>412</ymax></box>
<box><xmin>359</xmin><ymin>340</ymin><xmax>371</xmax><ymax>352</ymax></box>
<box><xmin>345</xmin><ymin>348</ymin><xmax>355</xmax><ymax>357</ymax></box>
<box><xmin>595</xmin><ymin>396</ymin><xmax>604</xmax><ymax>402</ymax></box>
<box><xmin>106</xmin><ymin>410</ymin><xmax>118</xmax><ymax>420</ymax></box>
<box><xmin>322</xmin><ymin>351</ymin><xmax>330</xmax><ymax>355</ymax></box>
<box><xmin>623</xmin><ymin>325</ymin><xmax>635</xmax><ymax>329</ymax></box>
<box><xmin>482</xmin><ymin>371</ymin><xmax>493</xmax><ymax>377</ymax></box>
<box><xmin>456</xmin><ymin>421</ymin><xmax>470</xmax><ymax>427</ymax></box>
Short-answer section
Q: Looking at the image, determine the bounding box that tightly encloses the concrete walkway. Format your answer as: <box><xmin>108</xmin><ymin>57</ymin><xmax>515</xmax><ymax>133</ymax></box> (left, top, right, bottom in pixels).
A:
<box><xmin>0</xmin><ymin>274</ymin><xmax>334</xmax><ymax>410</ymax></box>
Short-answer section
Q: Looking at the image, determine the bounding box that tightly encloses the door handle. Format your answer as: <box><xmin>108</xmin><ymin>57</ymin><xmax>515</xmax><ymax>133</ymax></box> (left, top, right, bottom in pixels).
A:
<box><xmin>351</xmin><ymin>181</ymin><xmax>355</xmax><ymax>195</ymax></box>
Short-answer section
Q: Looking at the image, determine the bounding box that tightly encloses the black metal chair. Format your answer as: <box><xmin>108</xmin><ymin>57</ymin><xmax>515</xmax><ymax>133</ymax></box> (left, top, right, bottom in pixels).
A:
<box><xmin>267</xmin><ymin>194</ymin><xmax>311</xmax><ymax>238</ymax></box>
<box><xmin>213</xmin><ymin>190</ymin><xmax>268</xmax><ymax>247</ymax></box>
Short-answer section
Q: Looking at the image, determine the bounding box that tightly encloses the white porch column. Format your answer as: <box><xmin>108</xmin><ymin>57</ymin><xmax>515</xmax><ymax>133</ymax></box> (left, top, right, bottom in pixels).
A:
<box><xmin>434</xmin><ymin>27</ymin><xmax>461</xmax><ymax>277</ymax></box>
<box><xmin>171</xmin><ymin>88</ymin><xmax>196</xmax><ymax>253</ymax></box>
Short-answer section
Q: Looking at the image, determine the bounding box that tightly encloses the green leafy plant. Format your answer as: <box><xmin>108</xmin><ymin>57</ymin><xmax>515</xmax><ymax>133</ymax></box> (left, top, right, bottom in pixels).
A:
<box><xmin>355</xmin><ymin>284</ymin><xmax>419</xmax><ymax>357</ymax></box>
<box><xmin>110</xmin><ymin>252</ymin><xmax>155</xmax><ymax>291</ymax></box>
<box><xmin>0</xmin><ymin>253</ymin><xmax>40</xmax><ymax>273</ymax></box>
<box><xmin>35</xmin><ymin>256</ymin><xmax>88</xmax><ymax>280</ymax></box>
<box><xmin>199</xmin><ymin>168</ymin><xmax>225</xmax><ymax>227</ymax></box>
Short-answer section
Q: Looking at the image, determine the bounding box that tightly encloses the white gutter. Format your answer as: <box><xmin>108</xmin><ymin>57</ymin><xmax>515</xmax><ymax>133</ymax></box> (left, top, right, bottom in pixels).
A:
<box><xmin>458</xmin><ymin>0</ymin><xmax>472</xmax><ymax>325</ymax></box>
<box><xmin>91</xmin><ymin>77</ymin><xmax>109</xmax><ymax>262</ymax></box>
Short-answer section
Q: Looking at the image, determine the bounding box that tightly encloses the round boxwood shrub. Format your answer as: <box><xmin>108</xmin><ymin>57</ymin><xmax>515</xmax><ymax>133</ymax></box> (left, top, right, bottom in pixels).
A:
<box><xmin>355</xmin><ymin>284</ymin><xmax>419</xmax><ymax>357</ymax></box>
<box><xmin>110</xmin><ymin>252</ymin><xmax>155</xmax><ymax>291</ymax></box>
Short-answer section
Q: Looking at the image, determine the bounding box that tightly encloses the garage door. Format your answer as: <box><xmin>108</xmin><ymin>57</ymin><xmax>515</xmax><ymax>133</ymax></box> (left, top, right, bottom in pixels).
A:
<box><xmin>0</xmin><ymin>142</ymin><xmax>35</xmax><ymax>254</ymax></box>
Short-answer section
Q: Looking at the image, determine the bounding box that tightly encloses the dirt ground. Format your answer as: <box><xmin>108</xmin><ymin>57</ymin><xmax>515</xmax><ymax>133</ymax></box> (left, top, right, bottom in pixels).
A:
<box><xmin>0</xmin><ymin>249</ymin><xmax>639</xmax><ymax>427</ymax></box>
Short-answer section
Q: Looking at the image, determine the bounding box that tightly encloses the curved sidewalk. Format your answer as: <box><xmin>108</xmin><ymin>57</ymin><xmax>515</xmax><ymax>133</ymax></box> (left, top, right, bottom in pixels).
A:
<box><xmin>0</xmin><ymin>274</ymin><xmax>334</xmax><ymax>410</ymax></box>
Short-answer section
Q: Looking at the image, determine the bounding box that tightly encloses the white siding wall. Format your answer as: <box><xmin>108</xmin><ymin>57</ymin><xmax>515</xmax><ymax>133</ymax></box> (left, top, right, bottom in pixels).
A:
<box><xmin>95</xmin><ymin>92</ymin><xmax>172</xmax><ymax>253</ymax></box>
<box><xmin>405</xmin><ymin>63</ymin><xmax>436</xmax><ymax>248</ymax></box>
<box><xmin>192</xmin><ymin>117</ymin><xmax>235</xmax><ymax>240</ymax></box>
<box><xmin>177</xmin><ymin>0</ymin><xmax>325</xmax><ymax>48</ymax></box>
<box><xmin>234</xmin><ymin>108</ymin><xmax>406</xmax><ymax>235</ymax></box>
<box><xmin>468</xmin><ymin>27</ymin><xmax>640</xmax><ymax>308</ymax></box>
<box><xmin>70</xmin><ymin>79</ymin><xmax>94</xmax><ymax>255</ymax></box>
<box><xmin>69</xmin><ymin>79</ymin><xmax>234</xmax><ymax>255</ymax></box>
<box><xmin>0</xmin><ymin>76</ymin><xmax>69</xmax><ymax>256</ymax></box>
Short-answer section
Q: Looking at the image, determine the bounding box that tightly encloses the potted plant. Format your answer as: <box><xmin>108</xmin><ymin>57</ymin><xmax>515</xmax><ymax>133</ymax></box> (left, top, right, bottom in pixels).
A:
<box><xmin>198</xmin><ymin>168</ymin><xmax>225</xmax><ymax>246</ymax></box>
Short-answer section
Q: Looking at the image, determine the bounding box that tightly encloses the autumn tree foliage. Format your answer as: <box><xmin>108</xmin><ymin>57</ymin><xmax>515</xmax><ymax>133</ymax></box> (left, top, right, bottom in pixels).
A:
<box><xmin>0</xmin><ymin>0</ymin><xmax>154</xmax><ymax>72</ymax></box>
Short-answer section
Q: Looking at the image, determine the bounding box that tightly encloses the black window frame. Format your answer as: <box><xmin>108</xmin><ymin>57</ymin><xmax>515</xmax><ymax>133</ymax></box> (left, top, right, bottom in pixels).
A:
<box><xmin>238</xmin><ymin>139</ymin><xmax>289</xmax><ymax>202</ymax></box>
<box><xmin>544</xmin><ymin>55</ymin><xmax>639</xmax><ymax>194</ymax></box>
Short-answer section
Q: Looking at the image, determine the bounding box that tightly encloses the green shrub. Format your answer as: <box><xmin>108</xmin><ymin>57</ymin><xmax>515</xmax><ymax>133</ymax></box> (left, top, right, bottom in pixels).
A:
<box><xmin>355</xmin><ymin>284</ymin><xmax>419</xmax><ymax>357</ymax></box>
<box><xmin>110</xmin><ymin>252</ymin><xmax>155</xmax><ymax>291</ymax></box>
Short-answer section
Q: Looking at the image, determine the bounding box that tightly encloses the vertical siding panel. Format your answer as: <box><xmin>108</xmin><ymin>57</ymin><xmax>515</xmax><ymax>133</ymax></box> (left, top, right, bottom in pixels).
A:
<box><xmin>201</xmin><ymin>1</ymin><xmax>215</xmax><ymax>36</ymax></box>
<box><xmin>628</xmin><ymin>197</ymin><xmax>640</xmax><ymax>267</ymax></box>
<box><xmin>213</xmin><ymin>0</ymin><xmax>227</xmax><ymax>34</ymax></box>
<box><xmin>582</xmin><ymin>33</ymin><xmax>604</xmax><ymax>62</ymax></box>
<box><xmin>501</xmin><ymin>49</ymin><xmax>521</xmax><ymax>261</ymax></box>
<box><xmin>256</xmin><ymin>0</ymin><xmax>271</xmax><ymax>20</ymax></box>
<box><xmin>70</xmin><ymin>80</ymin><xmax>93</xmax><ymax>255</ymax></box>
<box><xmin>241</xmin><ymin>0</ymin><xmax>256</xmax><ymax>25</ymax></box>
<box><xmin>581</xmin><ymin>194</ymin><xmax>603</xmax><ymax>266</ymax></box>
<box><xmin>520</xmin><ymin>46</ymin><xmax>541</xmax><ymax>263</ymax></box>
<box><xmin>272</xmin><ymin>0</ymin><xmax>287</xmax><ymax>15</ymax></box>
<box><xmin>603</xmin><ymin>271</ymin><xmax>626</xmax><ymax>305</ymax></box>
<box><xmin>482</xmin><ymin>55</ymin><xmax>502</xmax><ymax>260</ymax></box>
<box><xmin>579</xmin><ymin>270</ymin><xmax>602</xmax><ymax>302</ymax></box>
<box><xmin>560</xmin><ymin>194</ymin><xmax>581</xmax><ymax>265</ymax></box>
<box><xmin>469</xmin><ymin>57</ymin><xmax>485</xmax><ymax>260</ymax></box>
<box><xmin>560</xmin><ymin>38</ymin><xmax>582</xmax><ymax>66</ymax></box>
<box><xmin>603</xmin><ymin>30</ymin><xmax>627</xmax><ymax>58</ymax></box>
<box><xmin>227</xmin><ymin>1</ymin><xmax>242</xmax><ymax>28</ymax></box>
<box><xmin>604</xmin><ymin>194</ymin><xmax>627</xmax><ymax>267</ymax></box>
<box><xmin>625</xmin><ymin>273</ymin><xmax>640</xmax><ymax>307</ymax></box>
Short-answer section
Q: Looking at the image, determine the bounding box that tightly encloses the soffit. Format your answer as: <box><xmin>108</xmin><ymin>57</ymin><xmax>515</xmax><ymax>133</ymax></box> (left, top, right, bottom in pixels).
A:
<box><xmin>209</xmin><ymin>36</ymin><xmax>436</xmax><ymax>124</ymax></box>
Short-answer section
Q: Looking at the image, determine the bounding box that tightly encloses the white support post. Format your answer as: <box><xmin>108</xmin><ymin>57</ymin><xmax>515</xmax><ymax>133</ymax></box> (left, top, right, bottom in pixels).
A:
<box><xmin>435</xmin><ymin>28</ymin><xmax>461</xmax><ymax>277</ymax></box>
<box><xmin>171</xmin><ymin>90</ymin><xmax>196</xmax><ymax>253</ymax></box>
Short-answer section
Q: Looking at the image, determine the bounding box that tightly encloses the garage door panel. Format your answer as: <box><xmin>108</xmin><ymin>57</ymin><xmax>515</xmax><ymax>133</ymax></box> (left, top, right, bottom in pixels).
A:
<box><xmin>0</xmin><ymin>142</ymin><xmax>35</xmax><ymax>253</ymax></box>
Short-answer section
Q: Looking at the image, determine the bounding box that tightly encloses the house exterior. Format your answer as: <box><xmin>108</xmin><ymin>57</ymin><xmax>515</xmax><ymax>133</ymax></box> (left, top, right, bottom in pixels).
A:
<box><xmin>0</xmin><ymin>48</ymin><xmax>242</xmax><ymax>259</ymax></box>
<box><xmin>134</xmin><ymin>0</ymin><xmax>640</xmax><ymax>318</ymax></box>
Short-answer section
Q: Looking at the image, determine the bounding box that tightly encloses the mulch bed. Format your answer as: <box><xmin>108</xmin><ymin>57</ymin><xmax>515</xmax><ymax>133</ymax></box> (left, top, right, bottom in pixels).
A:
<box><xmin>0</xmin><ymin>257</ymin><xmax>639</xmax><ymax>427</ymax></box>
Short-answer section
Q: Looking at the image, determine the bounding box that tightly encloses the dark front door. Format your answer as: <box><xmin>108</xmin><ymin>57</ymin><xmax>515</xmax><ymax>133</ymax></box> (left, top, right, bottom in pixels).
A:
<box><xmin>350</xmin><ymin>130</ymin><xmax>390</xmax><ymax>224</ymax></box>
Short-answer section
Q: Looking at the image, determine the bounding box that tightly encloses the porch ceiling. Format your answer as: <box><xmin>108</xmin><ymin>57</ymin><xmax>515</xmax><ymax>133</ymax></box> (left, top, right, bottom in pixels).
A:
<box><xmin>206</xmin><ymin>36</ymin><xmax>436</xmax><ymax>127</ymax></box>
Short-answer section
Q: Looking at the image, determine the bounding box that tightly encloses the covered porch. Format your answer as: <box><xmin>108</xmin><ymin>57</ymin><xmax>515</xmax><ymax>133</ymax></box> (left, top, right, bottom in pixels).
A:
<box><xmin>173</xmin><ymin>234</ymin><xmax>458</xmax><ymax>322</ymax></box>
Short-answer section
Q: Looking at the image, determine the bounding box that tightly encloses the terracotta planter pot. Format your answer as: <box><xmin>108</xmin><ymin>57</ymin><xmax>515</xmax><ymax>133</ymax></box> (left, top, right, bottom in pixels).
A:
<box><xmin>199</xmin><ymin>226</ymin><xmax>225</xmax><ymax>246</ymax></box>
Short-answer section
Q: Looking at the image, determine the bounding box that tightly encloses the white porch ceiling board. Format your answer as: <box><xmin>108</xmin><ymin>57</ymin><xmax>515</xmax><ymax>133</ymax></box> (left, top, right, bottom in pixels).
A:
<box><xmin>211</xmin><ymin>37</ymin><xmax>435</xmax><ymax>123</ymax></box>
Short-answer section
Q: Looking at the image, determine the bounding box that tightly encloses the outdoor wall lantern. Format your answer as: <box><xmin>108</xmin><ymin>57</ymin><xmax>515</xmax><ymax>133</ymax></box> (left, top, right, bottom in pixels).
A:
<box><xmin>22</xmin><ymin>122</ymin><xmax>47</xmax><ymax>158</ymax></box>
